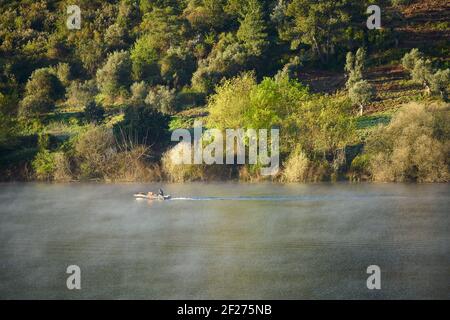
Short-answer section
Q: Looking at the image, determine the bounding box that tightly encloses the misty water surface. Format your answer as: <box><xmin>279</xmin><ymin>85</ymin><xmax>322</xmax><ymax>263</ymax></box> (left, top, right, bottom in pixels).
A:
<box><xmin>0</xmin><ymin>182</ymin><xmax>448</xmax><ymax>299</ymax></box>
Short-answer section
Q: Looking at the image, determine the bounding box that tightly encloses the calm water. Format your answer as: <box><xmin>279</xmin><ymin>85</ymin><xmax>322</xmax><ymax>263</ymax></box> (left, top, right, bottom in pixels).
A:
<box><xmin>0</xmin><ymin>182</ymin><xmax>448</xmax><ymax>299</ymax></box>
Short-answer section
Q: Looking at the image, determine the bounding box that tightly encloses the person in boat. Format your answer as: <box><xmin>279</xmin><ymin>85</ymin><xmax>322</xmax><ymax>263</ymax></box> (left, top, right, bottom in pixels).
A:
<box><xmin>144</xmin><ymin>189</ymin><xmax>164</xmax><ymax>198</ymax></box>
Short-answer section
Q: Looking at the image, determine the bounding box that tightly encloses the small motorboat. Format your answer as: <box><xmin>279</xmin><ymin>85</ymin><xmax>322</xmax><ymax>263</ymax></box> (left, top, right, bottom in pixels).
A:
<box><xmin>134</xmin><ymin>193</ymin><xmax>171</xmax><ymax>200</ymax></box>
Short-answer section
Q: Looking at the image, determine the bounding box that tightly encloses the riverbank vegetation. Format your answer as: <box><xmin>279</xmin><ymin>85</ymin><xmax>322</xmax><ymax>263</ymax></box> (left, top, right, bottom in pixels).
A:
<box><xmin>0</xmin><ymin>0</ymin><xmax>448</xmax><ymax>182</ymax></box>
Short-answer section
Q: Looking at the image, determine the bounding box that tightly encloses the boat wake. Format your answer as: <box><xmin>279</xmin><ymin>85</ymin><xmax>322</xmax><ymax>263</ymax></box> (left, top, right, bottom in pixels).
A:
<box><xmin>170</xmin><ymin>196</ymin><xmax>307</xmax><ymax>201</ymax></box>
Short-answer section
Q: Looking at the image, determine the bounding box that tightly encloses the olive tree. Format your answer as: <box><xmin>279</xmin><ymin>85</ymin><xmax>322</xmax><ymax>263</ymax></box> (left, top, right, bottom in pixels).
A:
<box><xmin>349</xmin><ymin>80</ymin><xmax>375</xmax><ymax>116</ymax></box>
<box><xmin>96</xmin><ymin>50</ymin><xmax>132</xmax><ymax>98</ymax></box>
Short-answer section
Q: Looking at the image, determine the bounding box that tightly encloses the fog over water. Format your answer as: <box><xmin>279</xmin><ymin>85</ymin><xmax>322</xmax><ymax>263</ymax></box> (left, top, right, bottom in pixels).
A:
<box><xmin>0</xmin><ymin>182</ymin><xmax>448</xmax><ymax>299</ymax></box>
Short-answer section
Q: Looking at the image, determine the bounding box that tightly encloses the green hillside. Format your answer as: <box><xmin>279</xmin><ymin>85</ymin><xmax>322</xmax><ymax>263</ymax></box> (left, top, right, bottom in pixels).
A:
<box><xmin>0</xmin><ymin>0</ymin><xmax>448</xmax><ymax>182</ymax></box>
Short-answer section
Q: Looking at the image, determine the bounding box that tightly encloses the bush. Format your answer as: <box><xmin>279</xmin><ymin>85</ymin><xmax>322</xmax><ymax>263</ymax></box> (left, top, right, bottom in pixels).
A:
<box><xmin>145</xmin><ymin>85</ymin><xmax>176</xmax><ymax>114</ymax></box>
<box><xmin>349</xmin><ymin>154</ymin><xmax>370</xmax><ymax>181</ymax></box>
<box><xmin>96</xmin><ymin>50</ymin><xmax>132</xmax><ymax>98</ymax></box>
<box><xmin>108</xmin><ymin>145</ymin><xmax>161</xmax><ymax>182</ymax></box>
<box><xmin>402</xmin><ymin>49</ymin><xmax>449</xmax><ymax>99</ymax></box>
<box><xmin>349</xmin><ymin>80</ymin><xmax>375</xmax><ymax>115</ymax></box>
<box><xmin>130</xmin><ymin>34</ymin><xmax>160</xmax><ymax>83</ymax></box>
<box><xmin>24</xmin><ymin>68</ymin><xmax>64</xmax><ymax>101</ymax></box>
<box><xmin>19</xmin><ymin>95</ymin><xmax>55</xmax><ymax>117</ymax></box>
<box><xmin>53</xmin><ymin>152</ymin><xmax>72</xmax><ymax>182</ymax></box>
<box><xmin>32</xmin><ymin>149</ymin><xmax>56</xmax><ymax>180</ymax></box>
<box><xmin>282</xmin><ymin>149</ymin><xmax>309</xmax><ymax>182</ymax></box>
<box><xmin>161</xmin><ymin>142</ymin><xmax>204</xmax><ymax>182</ymax></box>
<box><xmin>74</xmin><ymin>125</ymin><xmax>116</xmax><ymax>179</ymax></box>
<box><xmin>84</xmin><ymin>101</ymin><xmax>105</xmax><ymax>124</ymax></box>
<box><xmin>65</xmin><ymin>80</ymin><xmax>98</xmax><ymax>108</ymax></box>
<box><xmin>50</xmin><ymin>63</ymin><xmax>72</xmax><ymax>87</ymax></box>
<box><xmin>430</xmin><ymin>69</ymin><xmax>450</xmax><ymax>100</ymax></box>
<box><xmin>19</xmin><ymin>67</ymin><xmax>64</xmax><ymax>117</ymax></box>
<box><xmin>129</xmin><ymin>81</ymin><xmax>148</xmax><ymax>105</ymax></box>
<box><xmin>115</xmin><ymin>104</ymin><xmax>170</xmax><ymax>150</ymax></box>
<box><xmin>365</xmin><ymin>103</ymin><xmax>449</xmax><ymax>182</ymax></box>
<box><xmin>161</xmin><ymin>142</ymin><xmax>231</xmax><ymax>182</ymax></box>
<box><xmin>401</xmin><ymin>48</ymin><xmax>423</xmax><ymax>73</ymax></box>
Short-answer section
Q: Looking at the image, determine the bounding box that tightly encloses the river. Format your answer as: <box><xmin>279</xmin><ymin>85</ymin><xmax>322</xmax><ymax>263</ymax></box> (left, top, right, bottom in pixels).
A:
<box><xmin>0</xmin><ymin>182</ymin><xmax>448</xmax><ymax>299</ymax></box>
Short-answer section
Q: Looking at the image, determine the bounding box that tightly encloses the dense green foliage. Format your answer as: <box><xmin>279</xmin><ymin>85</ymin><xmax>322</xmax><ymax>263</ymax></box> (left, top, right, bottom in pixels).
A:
<box><xmin>0</xmin><ymin>0</ymin><xmax>448</xmax><ymax>182</ymax></box>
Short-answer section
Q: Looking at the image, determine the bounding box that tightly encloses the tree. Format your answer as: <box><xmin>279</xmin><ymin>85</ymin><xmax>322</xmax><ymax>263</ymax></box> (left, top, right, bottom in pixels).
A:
<box><xmin>402</xmin><ymin>49</ymin><xmax>449</xmax><ymax>99</ymax></box>
<box><xmin>19</xmin><ymin>95</ymin><xmax>54</xmax><ymax>118</ymax></box>
<box><xmin>96</xmin><ymin>50</ymin><xmax>132</xmax><ymax>97</ymax></box>
<box><xmin>65</xmin><ymin>80</ymin><xmax>98</xmax><ymax>108</ymax></box>
<box><xmin>284</xmin><ymin>0</ymin><xmax>364</xmax><ymax>63</ymax></box>
<box><xmin>50</xmin><ymin>63</ymin><xmax>72</xmax><ymax>87</ymax></box>
<box><xmin>19</xmin><ymin>68</ymin><xmax>64</xmax><ymax>117</ymax></box>
<box><xmin>84</xmin><ymin>101</ymin><xmax>105</xmax><ymax>124</ymax></box>
<box><xmin>345</xmin><ymin>48</ymin><xmax>366</xmax><ymax>89</ymax></box>
<box><xmin>23</xmin><ymin>68</ymin><xmax>64</xmax><ymax>102</ymax></box>
<box><xmin>401</xmin><ymin>48</ymin><xmax>423</xmax><ymax>73</ymax></box>
<box><xmin>130</xmin><ymin>81</ymin><xmax>148</xmax><ymax>105</ymax></box>
<box><xmin>206</xmin><ymin>72</ymin><xmax>256</xmax><ymax>129</ymax></box>
<box><xmin>349</xmin><ymin>80</ymin><xmax>375</xmax><ymax>116</ymax></box>
<box><xmin>130</xmin><ymin>34</ymin><xmax>160</xmax><ymax>83</ymax></box>
<box><xmin>236</xmin><ymin>0</ymin><xmax>268</xmax><ymax>56</ymax></box>
<box><xmin>345</xmin><ymin>48</ymin><xmax>374</xmax><ymax>114</ymax></box>
<box><xmin>411</xmin><ymin>58</ymin><xmax>433</xmax><ymax>94</ymax></box>
<box><xmin>160</xmin><ymin>47</ymin><xmax>196</xmax><ymax>88</ymax></box>
<box><xmin>145</xmin><ymin>86</ymin><xmax>176</xmax><ymax>114</ymax></box>
<box><xmin>115</xmin><ymin>105</ymin><xmax>170</xmax><ymax>150</ymax></box>
<box><xmin>191</xmin><ymin>32</ymin><xmax>253</xmax><ymax>93</ymax></box>
<box><xmin>430</xmin><ymin>69</ymin><xmax>450</xmax><ymax>101</ymax></box>
<box><xmin>184</xmin><ymin>0</ymin><xmax>228</xmax><ymax>31</ymax></box>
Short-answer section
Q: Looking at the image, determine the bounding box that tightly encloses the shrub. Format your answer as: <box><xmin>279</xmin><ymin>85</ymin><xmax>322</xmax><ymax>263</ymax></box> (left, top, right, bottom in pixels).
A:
<box><xmin>282</xmin><ymin>149</ymin><xmax>309</xmax><ymax>182</ymax></box>
<box><xmin>365</xmin><ymin>103</ymin><xmax>449</xmax><ymax>182</ymax></box>
<box><xmin>129</xmin><ymin>81</ymin><xmax>148</xmax><ymax>105</ymax></box>
<box><xmin>345</xmin><ymin>48</ymin><xmax>366</xmax><ymax>89</ymax></box>
<box><xmin>74</xmin><ymin>125</ymin><xmax>116</xmax><ymax>179</ymax></box>
<box><xmin>24</xmin><ymin>68</ymin><xmax>64</xmax><ymax>101</ymax></box>
<box><xmin>19</xmin><ymin>67</ymin><xmax>64</xmax><ymax>117</ymax></box>
<box><xmin>96</xmin><ymin>50</ymin><xmax>132</xmax><ymax>98</ymax></box>
<box><xmin>50</xmin><ymin>63</ymin><xmax>72</xmax><ymax>87</ymax></box>
<box><xmin>108</xmin><ymin>145</ymin><xmax>161</xmax><ymax>182</ymax></box>
<box><xmin>130</xmin><ymin>34</ymin><xmax>160</xmax><ymax>83</ymax></box>
<box><xmin>65</xmin><ymin>80</ymin><xmax>98</xmax><ymax>108</ymax></box>
<box><xmin>84</xmin><ymin>101</ymin><xmax>105</xmax><ymax>124</ymax></box>
<box><xmin>161</xmin><ymin>142</ymin><xmax>231</xmax><ymax>182</ymax></box>
<box><xmin>19</xmin><ymin>95</ymin><xmax>54</xmax><ymax>117</ymax></box>
<box><xmin>114</xmin><ymin>104</ymin><xmax>170</xmax><ymax>149</ymax></box>
<box><xmin>145</xmin><ymin>85</ymin><xmax>176</xmax><ymax>114</ymax></box>
<box><xmin>401</xmin><ymin>48</ymin><xmax>423</xmax><ymax>73</ymax></box>
<box><xmin>349</xmin><ymin>80</ymin><xmax>375</xmax><ymax>115</ymax></box>
<box><xmin>53</xmin><ymin>152</ymin><xmax>72</xmax><ymax>182</ymax></box>
<box><xmin>32</xmin><ymin>149</ymin><xmax>56</xmax><ymax>180</ymax></box>
<box><xmin>161</xmin><ymin>142</ymin><xmax>204</xmax><ymax>182</ymax></box>
<box><xmin>430</xmin><ymin>69</ymin><xmax>450</xmax><ymax>100</ymax></box>
<box><xmin>349</xmin><ymin>154</ymin><xmax>370</xmax><ymax>181</ymax></box>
